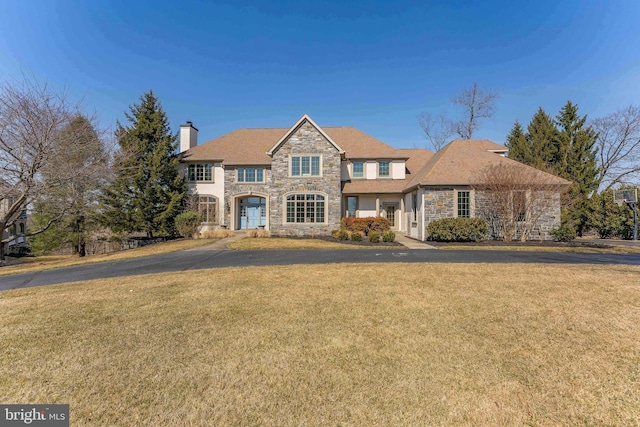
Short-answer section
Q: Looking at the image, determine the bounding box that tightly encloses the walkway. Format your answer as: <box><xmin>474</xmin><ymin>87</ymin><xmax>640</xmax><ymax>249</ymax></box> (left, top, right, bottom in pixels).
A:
<box><xmin>394</xmin><ymin>233</ymin><xmax>437</xmax><ymax>249</ymax></box>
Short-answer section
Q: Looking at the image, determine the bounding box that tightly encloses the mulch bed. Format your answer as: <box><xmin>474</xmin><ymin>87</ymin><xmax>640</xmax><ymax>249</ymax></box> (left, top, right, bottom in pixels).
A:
<box><xmin>426</xmin><ymin>240</ymin><xmax>613</xmax><ymax>249</ymax></box>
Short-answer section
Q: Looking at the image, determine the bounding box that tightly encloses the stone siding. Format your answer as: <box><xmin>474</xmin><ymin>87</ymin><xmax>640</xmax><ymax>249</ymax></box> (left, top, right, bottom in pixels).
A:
<box><xmin>268</xmin><ymin>121</ymin><xmax>342</xmax><ymax>235</ymax></box>
<box><xmin>223</xmin><ymin>167</ymin><xmax>272</xmax><ymax>226</ymax></box>
<box><xmin>423</xmin><ymin>188</ymin><xmax>455</xmax><ymax>224</ymax></box>
<box><xmin>475</xmin><ymin>190</ymin><xmax>560</xmax><ymax>241</ymax></box>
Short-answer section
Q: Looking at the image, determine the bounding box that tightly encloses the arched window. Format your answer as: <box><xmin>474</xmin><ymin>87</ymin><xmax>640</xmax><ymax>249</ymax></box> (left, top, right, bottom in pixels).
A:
<box><xmin>286</xmin><ymin>194</ymin><xmax>325</xmax><ymax>223</ymax></box>
<box><xmin>19</xmin><ymin>223</ymin><xmax>25</xmax><ymax>234</ymax></box>
<box><xmin>198</xmin><ymin>196</ymin><xmax>218</xmax><ymax>224</ymax></box>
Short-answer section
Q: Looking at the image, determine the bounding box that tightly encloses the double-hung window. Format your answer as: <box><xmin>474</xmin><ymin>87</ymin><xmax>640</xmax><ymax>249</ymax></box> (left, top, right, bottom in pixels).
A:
<box><xmin>352</xmin><ymin>161</ymin><xmax>364</xmax><ymax>178</ymax></box>
<box><xmin>188</xmin><ymin>164</ymin><xmax>213</xmax><ymax>182</ymax></box>
<box><xmin>237</xmin><ymin>167</ymin><xmax>264</xmax><ymax>183</ymax></box>
<box><xmin>378</xmin><ymin>161</ymin><xmax>390</xmax><ymax>178</ymax></box>
<box><xmin>291</xmin><ymin>155</ymin><xmax>321</xmax><ymax>177</ymax></box>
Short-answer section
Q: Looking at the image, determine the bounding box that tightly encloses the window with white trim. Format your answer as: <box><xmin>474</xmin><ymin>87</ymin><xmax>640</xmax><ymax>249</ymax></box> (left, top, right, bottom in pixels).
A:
<box><xmin>291</xmin><ymin>155</ymin><xmax>321</xmax><ymax>177</ymax></box>
<box><xmin>237</xmin><ymin>167</ymin><xmax>264</xmax><ymax>183</ymax></box>
<box><xmin>188</xmin><ymin>164</ymin><xmax>213</xmax><ymax>182</ymax></box>
<box><xmin>286</xmin><ymin>193</ymin><xmax>325</xmax><ymax>223</ymax></box>
<box><xmin>352</xmin><ymin>161</ymin><xmax>364</xmax><ymax>178</ymax></box>
<box><xmin>198</xmin><ymin>195</ymin><xmax>218</xmax><ymax>224</ymax></box>
<box><xmin>378</xmin><ymin>161</ymin><xmax>390</xmax><ymax>178</ymax></box>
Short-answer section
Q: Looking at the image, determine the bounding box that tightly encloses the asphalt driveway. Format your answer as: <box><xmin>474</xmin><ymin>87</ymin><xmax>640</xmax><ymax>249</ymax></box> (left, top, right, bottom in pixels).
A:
<box><xmin>1</xmin><ymin>247</ymin><xmax>639</xmax><ymax>291</ymax></box>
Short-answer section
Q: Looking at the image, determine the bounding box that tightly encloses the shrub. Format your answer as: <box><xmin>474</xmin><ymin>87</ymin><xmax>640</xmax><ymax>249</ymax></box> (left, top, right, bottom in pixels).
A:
<box><xmin>331</xmin><ymin>229</ymin><xmax>341</xmax><ymax>239</ymax></box>
<box><xmin>247</xmin><ymin>229</ymin><xmax>271</xmax><ymax>238</ymax></box>
<box><xmin>197</xmin><ymin>229</ymin><xmax>234</xmax><ymax>239</ymax></box>
<box><xmin>426</xmin><ymin>218</ymin><xmax>488</xmax><ymax>242</ymax></box>
<box><xmin>338</xmin><ymin>230</ymin><xmax>350</xmax><ymax>240</ymax></box>
<box><xmin>350</xmin><ymin>231</ymin><xmax>363</xmax><ymax>241</ymax></box>
<box><xmin>341</xmin><ymin>217</ymin><xmax>391</xmax><ymax>235</ymax></box>
<box><xmin>174</xmin><ymin>212</ymin><xmax>201</xmax><ymax>239</ymax></box>
<box><xmin>551</xmin><ymin>224</ymin><xmax>576</xmax><ymax>242</ymax></box>
<box><xmin>382</xmin><ymin>230</ymin><xmax>395</xmax><ymax>242</ymax></box>
<box><xmin>370</xmin><ymin>217</ymin><xmax>392</xmax><ymax>234</ymax></box>
<box><xmin>368</xmin><ymin>231</ymin><xmax>380</xmax><ymax>243</ymax></box>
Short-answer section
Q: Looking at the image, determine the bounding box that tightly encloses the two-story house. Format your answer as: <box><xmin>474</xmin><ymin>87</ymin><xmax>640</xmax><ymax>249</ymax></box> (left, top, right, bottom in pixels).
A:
<box><xmin>180</xmin><ymin>114</ymin><xmax>568</xmax><ymax>240</ymax></box>
<box><xmin>1</xmin><ymin>182</ymin><xmax>28</xmax><ymax>255</ymax></box>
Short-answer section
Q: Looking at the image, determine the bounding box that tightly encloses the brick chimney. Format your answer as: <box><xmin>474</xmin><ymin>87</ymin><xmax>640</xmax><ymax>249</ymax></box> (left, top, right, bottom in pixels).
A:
<box><xmin>179</xmin><ymin>121</ymin><xmax>198</xmax><ymax>153</ymax></box>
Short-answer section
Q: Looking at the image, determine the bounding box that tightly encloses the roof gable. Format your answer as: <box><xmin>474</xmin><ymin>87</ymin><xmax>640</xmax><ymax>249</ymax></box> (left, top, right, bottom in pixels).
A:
<box><xmin>266</xmin><ymin>114</ymin><xmax>344</xmax><ymax>156</ymax></box>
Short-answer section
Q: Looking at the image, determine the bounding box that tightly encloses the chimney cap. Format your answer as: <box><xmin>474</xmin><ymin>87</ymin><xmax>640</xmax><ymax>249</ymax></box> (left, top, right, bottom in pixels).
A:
<box><xmin>181</xmin><ymin>121</ymin><xmax>198</xmax><ymax>131</ymax></box>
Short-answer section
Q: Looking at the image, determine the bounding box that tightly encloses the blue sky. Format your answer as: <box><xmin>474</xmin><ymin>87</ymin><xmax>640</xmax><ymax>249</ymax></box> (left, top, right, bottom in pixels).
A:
<box><xmin>1</xmin><ymin>0</ymin><xmax>639</xmax><ymax>149</ymax></box>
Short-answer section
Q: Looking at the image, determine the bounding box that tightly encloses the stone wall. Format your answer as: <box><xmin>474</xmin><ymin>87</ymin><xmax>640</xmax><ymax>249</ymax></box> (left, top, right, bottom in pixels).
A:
<box><xmin>423</xmin><ymin>187</ymin><xmax>455</xmax><ymax>224</ymax></box>
<box><xmin>475</xmin><ymin>190</ymin><xmax>561</xmax><ymax>241</ymax></box>
<box><xmin>268</xmin><ymin>121</ymin><xmax>342</xmax><ymax>236</ymax></box>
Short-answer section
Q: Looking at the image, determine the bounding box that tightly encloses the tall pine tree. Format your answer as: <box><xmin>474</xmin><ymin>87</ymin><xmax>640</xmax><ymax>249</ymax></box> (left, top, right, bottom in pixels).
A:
<box><xmin>506</xmin><ymin>107</ymin><xmax>559</xmax><ymax>171</ymax></box>
<box><xmin>554</xmin><ymin>101</ymin><xmax>599</xmax><ymax>235</ymax></box>
<box><xmin>102</xmin><ymin>91</ymin><xmax>186</xmax><ymax>237</ymax></box>
<box><xmin>505</xmin><ymin>101</ymin><xmax>599</xmax><ymax>235</ymax></box>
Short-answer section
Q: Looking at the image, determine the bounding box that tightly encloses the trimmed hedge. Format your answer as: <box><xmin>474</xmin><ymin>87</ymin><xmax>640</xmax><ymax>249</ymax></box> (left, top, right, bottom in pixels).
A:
<box><xmin>368</xmin><ymin>231</ymin><xmax>380</xmax><ymax>243</ymax></box>
<box><xmin>551</xmin><ymin>224</ymin><xmax>576</xmax><ymax>242</ymax></box>
<box><xmin>426</xmin><ymin>218</ymin><xmax>488</xmax><ymax>242</ymax></box>
<box><xmin>350</xmin><ymin>231</ymin><xmax>363</xmax><ymax>241</ymax></box>
<box><xmin>175</xmin><ymin>211</ymin><xmax>201</xmax><ymax>238</ymax></box>
<box><xmin>341</xmin><ymin>217</ymin><xmax>391</xmax><ymax>235</ymax></box>
<box><xmin>382</xmin><ymin>230</ymin><xmax>395</xmax><ymax>242</ymax></box>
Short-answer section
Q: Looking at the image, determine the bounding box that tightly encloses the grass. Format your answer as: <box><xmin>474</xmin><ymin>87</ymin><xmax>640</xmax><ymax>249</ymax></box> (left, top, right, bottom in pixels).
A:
<box><xmin>0</xmin><ymin>238</ymin><xmax>218</xmax><ymax>276</ymax></box>
<box><xmin>1</xmin><ymin>263</ymin><xmax>640</xmax><ymax>425</ymax></box>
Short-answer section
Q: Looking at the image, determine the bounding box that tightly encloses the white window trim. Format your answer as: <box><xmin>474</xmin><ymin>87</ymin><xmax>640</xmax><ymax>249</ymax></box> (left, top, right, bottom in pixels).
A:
<box><xmin>351</xmin><ymin>161</ymin><xmax>365</xmax><ymax>179</ymax></box>
<box><xmin>377</xmin><ymin>160</ymin><xmax>391</xmax><ymax>179</ymax></box>
<box><xmin>282</xmin><ymin>191</ymin><xmax>328</xmax><ymax>224</ymax></box>
<box><xmin>289</xmin><ymin>154</ymin><xmax>323</xmax><ymax>178</ymax></box>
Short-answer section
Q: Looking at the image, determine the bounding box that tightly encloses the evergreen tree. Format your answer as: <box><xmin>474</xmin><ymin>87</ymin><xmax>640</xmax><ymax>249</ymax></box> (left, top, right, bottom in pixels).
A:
<box><xmin>526</xmin><ymin>107</ymin><xmax>559</xmax><ymax>170</ymax></box>
<box><xmin>506</xmin><ymin>108</ymin><xmax>559</xmax><ymax>171</ymax></box>
<box><xmin>101</xmin><ymin>91</ymin><xmax>186</xmax><ymax>237</ymax></box>
<box><xmin>30</xmin><ymin>115</ymin><xmax>106</xmax><ymax>256</ymax></box>
<box><xmin>505</xmin><ymin>121</ymin><xmax>528</xmax><ymax>162</ymax></box>
<box><xmin>554</xmin><ymin>101</ymin><xmax>599</xmax><ymax>235</ymax></box>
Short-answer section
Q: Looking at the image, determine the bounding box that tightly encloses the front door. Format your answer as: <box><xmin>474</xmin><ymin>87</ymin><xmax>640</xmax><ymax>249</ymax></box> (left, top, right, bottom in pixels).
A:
<box><xmin>382</xmin><ymin>203</ymin><xmax>399</xmax><ymax>229</ymax></box>
<box><xmin>238</xmin><ymin>197</ymin><xmax>266</xmax><ymax>229</ymax></box>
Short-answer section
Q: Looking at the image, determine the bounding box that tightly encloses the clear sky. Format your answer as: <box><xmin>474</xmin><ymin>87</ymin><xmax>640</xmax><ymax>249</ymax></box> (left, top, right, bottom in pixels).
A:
<box><xmin>1</xmin><ymin>0</ymin><xmax>639</xmax><ymax>149</ymax></box>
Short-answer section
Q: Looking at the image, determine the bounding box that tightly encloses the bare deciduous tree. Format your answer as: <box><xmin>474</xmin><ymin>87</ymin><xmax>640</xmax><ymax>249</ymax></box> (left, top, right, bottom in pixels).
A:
<box><xmin>591</xmin><ymin>105</ymin><xmax>640</xmax><ymax>192</ymax></box>
<box><xmin>450</xmin><ymin>82</ymin><xmax>498</xmax><ymax>140</ymax></box>
<box><xmin>417</xmin><ymin>112</ymin><xmax>453</xmax><ymax>151</ymax></box>
<box><xmin>418</xmin><ymin>82</ymin><xmax>498</xmax><ymax>151</ymax></box>
<box><xmin>472</xmin><ymin>163</ymin><xmax>568</xmax><ymax>242</ymax></box>
<box><xmin>0</xmin><ymin>79</ymin><xmax>105</xmax><ymax>260</ymax></box>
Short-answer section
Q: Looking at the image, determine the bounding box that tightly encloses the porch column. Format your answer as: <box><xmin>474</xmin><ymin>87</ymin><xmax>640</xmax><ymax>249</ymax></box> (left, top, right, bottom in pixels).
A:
<box><xmin>375</xmin><ymin>194</ymin><xmax>380</xmax><ymax>216</ymax></box>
